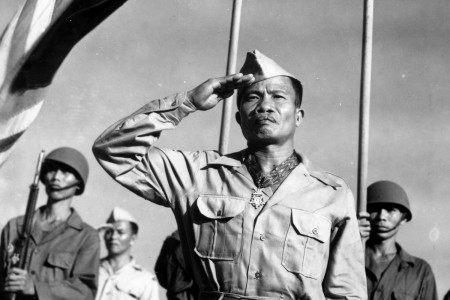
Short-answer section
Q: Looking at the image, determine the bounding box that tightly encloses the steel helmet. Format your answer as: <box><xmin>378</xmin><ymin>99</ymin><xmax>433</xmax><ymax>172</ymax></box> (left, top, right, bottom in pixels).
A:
<box><xmin>40</xmin><ymin>147</ymin><xmax>89</xmax><ymax>195</ymax></box>
<box><xmin>367</xmin><ymin>180</ymin><xmax>412</xmax><ymax>221</ymax></box>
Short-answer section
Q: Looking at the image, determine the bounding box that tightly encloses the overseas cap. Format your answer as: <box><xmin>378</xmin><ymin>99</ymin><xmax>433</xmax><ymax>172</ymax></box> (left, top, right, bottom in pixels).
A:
<box><xmin>367</xmin><ymin>180</ymin><xmax>412</xmax><ymax>221</ymax></box>
<box><xmin>99</xmin><ymin>207</ymin><xmax>139</xmax><ymax>231</ymax></box>
<box><xmin>237</xmin><ymin>49</ymin><xmax>303</xmax><ymax>107</ymax></box>
<box><xmin>40</xmin><ymin>147</ymin><xmax>89</xmax><ymax>195</ymax></box>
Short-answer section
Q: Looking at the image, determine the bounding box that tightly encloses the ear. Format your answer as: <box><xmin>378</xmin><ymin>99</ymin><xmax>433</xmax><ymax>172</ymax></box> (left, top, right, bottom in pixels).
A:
<box><xmin>295</xmin><ymin>109</ymin><xmax>304</xmax><ymax>127</ymax></box>
<box><xmin>130</xmin><ymin>234</ymin><xmax>137</xmax><ymax>245</ymax></box>
<box><xmin>400</xmin><ymin>216</ymin><xmax>408</xmax><ymax>226</ymax></box>
<box><xmin>235</xmin><ymin>111</ymin><xmax>241</xmax><ymax>126</ymax></box>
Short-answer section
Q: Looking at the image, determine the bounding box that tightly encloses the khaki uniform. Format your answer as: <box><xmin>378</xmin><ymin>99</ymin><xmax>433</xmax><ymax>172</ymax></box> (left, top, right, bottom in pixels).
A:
<box><xmin>96</xmin><ymin>258</ymin><xmax>159</xmax><ymax>300</ymax></box>
<box><xmin>93</xmin><ymin>93</ymin><xmax>367</xmax><ymax>300</ymax></box>
<box><xmin>0</xmin><ymin>207</ymin><xmax>100</xmax><ymax>300</ymax></box>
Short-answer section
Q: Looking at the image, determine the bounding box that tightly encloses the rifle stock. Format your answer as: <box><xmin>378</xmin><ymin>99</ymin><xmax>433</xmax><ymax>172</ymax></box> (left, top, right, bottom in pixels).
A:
<box><xmin>6</xmin><ymin>151</ymin><xmax>45</xmax><ymax>300</ymax></box>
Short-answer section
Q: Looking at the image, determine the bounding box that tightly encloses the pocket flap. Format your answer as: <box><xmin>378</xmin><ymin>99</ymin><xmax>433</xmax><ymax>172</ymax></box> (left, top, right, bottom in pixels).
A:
<box><xmin>46</xmin><ymin>252</ymin><xmax>75</xmax><ymax>269</ymax></box>
<box><xmin>291</xmin><ymin>210</ymin><xmax>330</xmax><ymax>242</ymax></box>
<box><xmin>115</xmin><ymin>281</ymin><xmax>139</xmax><ymax>298</ymax></box>
<box><xmin>392</xmin><ymin>291</ymin><xmax>416</xmax><ymax>300</ymax></box>
<box><xmin>196</xmin><ymin>195</ymin><xmax>246</xmax><ymax>219</ymax></box>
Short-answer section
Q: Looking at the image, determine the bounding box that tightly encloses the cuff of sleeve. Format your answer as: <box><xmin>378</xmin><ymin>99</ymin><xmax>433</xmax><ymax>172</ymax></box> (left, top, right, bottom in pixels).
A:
<box><xmin>164</xmin><ymin>92</ymin><xmax>196</xmax><ymax>124</ymax></box>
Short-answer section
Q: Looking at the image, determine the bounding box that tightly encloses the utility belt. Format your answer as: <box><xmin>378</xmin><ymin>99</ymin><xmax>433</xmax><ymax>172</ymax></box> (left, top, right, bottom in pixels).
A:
<box><xmin>199</xmin><ymin>291</ymin><xmax>280</xmax><ymax>300</ymax></box>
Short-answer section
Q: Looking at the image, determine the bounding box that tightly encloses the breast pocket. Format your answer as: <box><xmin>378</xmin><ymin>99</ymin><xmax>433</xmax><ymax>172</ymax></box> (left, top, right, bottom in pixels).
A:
<box><xmin>393</xmin><ymin>291</ymin><xmax>417</xmax><ymax>300</ymax></box>
<box><xmin>115</xmin><ymin>281</ymin><xmax>140</xmax><ymax>299</ymax></box>
<box><xmin>44</xmin><ymin>252</ymin><xmax>75</xmax><ymax>281</ymax></box>
<box><xmin>194</xmin><ymin>195</ymin><xmax>246</xmax><ymax>260</ymax></box>
<box><xmin>282</xmin><ymin>209</ymin><xmax>331</xmax><ymax>279</ymax></box>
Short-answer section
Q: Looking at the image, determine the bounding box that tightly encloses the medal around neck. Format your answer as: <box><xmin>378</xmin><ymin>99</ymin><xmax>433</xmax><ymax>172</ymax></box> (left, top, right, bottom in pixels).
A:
<box><xmin>249</xmin><ymin>188</ymin><xmax>265</xmax><ymax>209</ymax></box>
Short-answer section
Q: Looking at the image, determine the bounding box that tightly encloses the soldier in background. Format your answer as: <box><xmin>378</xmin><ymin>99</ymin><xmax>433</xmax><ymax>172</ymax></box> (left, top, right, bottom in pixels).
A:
<box><xmin>359</xmin><ymin>180</ymin><xmax>438</xmax><ymax>300</ymax></box>
<box><xmin>0</xmin><ymin>147</ymin><xmax>100</xmax><ymax>300</ymax></box>
<box><xmin>96</xmin><ymin>207</ymin><xmax>159</xmax><ymax>300</ymax></box>
<box><xmin>155</xmin><ymin>230</ymin><xmax>198</xmax><ymax>300</ymax></box>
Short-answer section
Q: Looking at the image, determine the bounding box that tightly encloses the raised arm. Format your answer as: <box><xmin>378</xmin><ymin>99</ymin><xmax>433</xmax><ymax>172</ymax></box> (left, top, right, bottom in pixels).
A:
<box><xmin>92</xmin><ymin>74</ymin><xmax>254</xmax><ymax>205</ymax></box>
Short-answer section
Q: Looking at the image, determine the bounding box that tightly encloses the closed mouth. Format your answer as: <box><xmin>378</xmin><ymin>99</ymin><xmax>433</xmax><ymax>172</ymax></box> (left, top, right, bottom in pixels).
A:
<box><xmin>254</xmin><ymin>115</ymin><xmax>276</xmax><ymax>124</ymax></box>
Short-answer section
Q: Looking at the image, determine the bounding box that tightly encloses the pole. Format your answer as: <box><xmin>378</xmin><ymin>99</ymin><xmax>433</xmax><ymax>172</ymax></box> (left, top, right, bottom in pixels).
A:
<box><xmin>357</xmin><ymin>0</ymin><xmax>374</xmax><ymax>215</ymax></box>
<box><xmin>218</xmin><ymin>0</ymin><xmax>242</xmax><ymax>154</ymax></box>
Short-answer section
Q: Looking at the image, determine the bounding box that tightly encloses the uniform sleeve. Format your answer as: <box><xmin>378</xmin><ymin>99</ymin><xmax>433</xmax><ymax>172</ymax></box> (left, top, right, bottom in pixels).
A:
<box><xmin>0</xmin><ymin>224</ymin><xmax>10</xmax><ymax>294</ymax></box>
<box><xmin>418</xmin><ymin>261</ymin><xmax>438</xmax><ymax>300</ymax></box>
<box><xmin>142</xmin><ymin>274</ymin><xmax>160</xmax><ymax>300</ymax></box>
<box><xmin>33</xmin><ymin>228</ymin><xmax>100</xmax><ymax>300</ymax></box>
<box><xmin>93</xmin><ymin>93</ymin><xmax>216</xmax><ymax>207</ymax></box>
<box><xmin>322</xmin><ymin>188</ymin><xmax>368</xmax><ymax>300</ymax></box>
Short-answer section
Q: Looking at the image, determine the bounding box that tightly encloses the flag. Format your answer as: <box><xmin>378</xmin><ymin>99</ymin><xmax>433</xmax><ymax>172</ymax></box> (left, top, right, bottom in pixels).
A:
<box><xmin>0</xmin><ymin>0</ymin><xmax>128</xmax><ymax>166</ymax></box>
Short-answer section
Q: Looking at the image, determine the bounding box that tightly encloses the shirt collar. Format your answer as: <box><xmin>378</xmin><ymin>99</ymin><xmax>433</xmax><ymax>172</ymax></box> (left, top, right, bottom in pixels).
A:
<box><xmin>101</xmin><ymin>257</ymin><xmax>142</xmax><ymax>275</ymax></box>
<box><xmin>396</xmin><ymin>243</ymin><xmax>415</xmax><ymax>268</ymax></box>
<box><xmin>17</xmin><ymin>206</ymin><xmax>84</xmax><ymax>231</ymax></box>
<box><xmin>205</xmin><ymin>150</ymin><xmax>341</xmax><ymax>188</ymax></box>
<box><xmin>65</xmin><ymin>208</ymin><xmax>84</xmax><ymax>230</ymax></box>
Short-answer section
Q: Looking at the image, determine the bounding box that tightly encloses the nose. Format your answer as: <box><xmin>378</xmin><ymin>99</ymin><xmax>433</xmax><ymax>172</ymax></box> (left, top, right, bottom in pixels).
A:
<box><xmin>49</xmin><ymin>168</ymin><xmax>64</xmax><ymax>181</ymax></box>
<box><xmin>376</xmin><ymin>208</ymin><xmax>388</xmax><ymax>220</ymax></box>
<box><xmin>255</xmin><ymin>95</ymin><xmax>274</xmax><ymax>113</ymax></box>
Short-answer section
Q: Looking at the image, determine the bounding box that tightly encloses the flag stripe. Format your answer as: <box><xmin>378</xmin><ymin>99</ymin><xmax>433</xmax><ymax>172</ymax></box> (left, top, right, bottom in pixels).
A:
<box><xmin>0</xmin><ymin>0</ymin><xmax>129</xmax><ymax>167</ymax></box>
<box><xmin>0</xmin><ymin>100</ymin><xmax>44</xmax><ymax>140</ymax></box>
<box><xmin>0</xmin><ymin>131</ymin><xmax>24</xmax><ymax>154</ymax></box>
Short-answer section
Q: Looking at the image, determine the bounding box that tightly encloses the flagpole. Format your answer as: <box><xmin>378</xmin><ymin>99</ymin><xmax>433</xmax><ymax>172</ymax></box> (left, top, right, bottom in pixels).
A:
<box><xmin>357</xmin><ymin>0</ymin><xmax>374</xmax><ymax>215</ymax></box>
<box><xmin>218</xmin><ymin>0</ymin><xmax>242</xmax><ymax>154</ymax></box>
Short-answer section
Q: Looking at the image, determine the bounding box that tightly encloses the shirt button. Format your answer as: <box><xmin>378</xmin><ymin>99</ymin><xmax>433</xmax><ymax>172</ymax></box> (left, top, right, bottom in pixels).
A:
<box><xmin>31</xmin><ymin>270</ymin><xmax>36</xmax><ymax>275</ymax></box>
<box><xmin>312</xmin><ymin>228</ymin><xmax>319</xmax><ymax>236</ymax></box>
<box><xmin>259</xmin><ymin>234</ymin><xmax>266</xmax><ymax>241</ymax></box>
<box><xmin>255</xmin><ymin>272</ymin><xmax>262</xmax><ymax>279</ymax></box>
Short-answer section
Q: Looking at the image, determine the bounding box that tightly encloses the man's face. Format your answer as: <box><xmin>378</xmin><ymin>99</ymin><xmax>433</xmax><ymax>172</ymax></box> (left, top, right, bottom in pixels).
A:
<box><xmin>236</xmin><ymin>76</ymin><xmax>303</xmax><ymax>147</ymax></box>
<box><xmin>368</xmin><ymin>204</ymin><xmax>406</xmax><ymax>240</ymax></box>
<box><xmin>104</xmin><ymin>221</ymin><xmax>136</xmax><ymax>257</ymax></box>
<box><xmin>43</xmin><ymin>162</ymin><xmax>80</xmax><ymax>201</ymax></box>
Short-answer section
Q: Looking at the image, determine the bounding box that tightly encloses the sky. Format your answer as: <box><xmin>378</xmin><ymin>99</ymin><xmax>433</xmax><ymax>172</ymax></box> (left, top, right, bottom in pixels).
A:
<box><xmin>1</xmin><ymin>0</ymin><xmax>449</xmax><ymax>298</ymax></box>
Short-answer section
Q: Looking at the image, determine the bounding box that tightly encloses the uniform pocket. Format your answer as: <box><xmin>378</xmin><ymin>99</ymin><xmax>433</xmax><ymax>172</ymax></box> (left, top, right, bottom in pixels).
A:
<box><xmin>194</xmin><ymin>195</ymin><xmax>246</xmax><ymax>260</ymax></box>
<box><xmin>44</xmin><ymin>252</ymin><xmax>75</xmax><ymax>282</ymax></box>
<box><xmin>392</xmin><ymin>291</ymin><xmax>417</xmax><ymax>300</ymax></box>
<box><xmin>46</xmin><ymin>252</ymin><xmax>75</xmax><ymax>269</ymax></box>
<box><xmin>282</xmin><ymin>209</ymin><xmax>331</xmax><ymax>279</ymax></box>
<box><xmin>115</xmin><ymin>281</ymin><xmax>139</xmax><ymax>299</ymax></box>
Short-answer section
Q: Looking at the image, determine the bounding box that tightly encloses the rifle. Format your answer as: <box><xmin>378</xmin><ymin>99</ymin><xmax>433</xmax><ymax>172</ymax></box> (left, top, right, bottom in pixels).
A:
<box><xmin>6</xmin><ymin>150</ymin><xmax>45</xmax><ymax>300</ymax></box>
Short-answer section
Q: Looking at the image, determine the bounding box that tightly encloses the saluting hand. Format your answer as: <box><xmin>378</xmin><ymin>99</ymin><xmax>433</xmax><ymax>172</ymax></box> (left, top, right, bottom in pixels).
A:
<box><xmin>4</xmin><ymin>268</ymin><xmax>35</xmax><ymax>295</ymax></box>
<box><xmin>187</xmin><ymin>73</ymin><xmax>255</xmax><ymax>111</ymax></box>
<box><xmin>358</xmin><ymin>212</ymin><xmax>371</xmax><ymax>240</ymax></box>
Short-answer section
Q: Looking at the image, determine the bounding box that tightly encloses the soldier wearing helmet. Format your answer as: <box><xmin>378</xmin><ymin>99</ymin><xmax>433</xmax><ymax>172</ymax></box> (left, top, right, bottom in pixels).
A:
<box><xmin>0</xmin><ymin>147</ymin><xmax>100</xmax><ymax>300</ymax></box>
<box><xmin>358</xmin><ymin>180</ymin><xmax>438</xmax><ymax>300</ymax></box>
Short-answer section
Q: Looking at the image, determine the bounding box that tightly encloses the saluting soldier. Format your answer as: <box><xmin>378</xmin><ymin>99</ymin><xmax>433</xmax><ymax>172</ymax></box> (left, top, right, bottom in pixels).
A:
<box><xmin>358</xmin><ymin>181</ymin><xmax>438</xmax><ymax>300</ymax></box>
<box><xmin>0</xmin><ymin>147</ymin><xmax>100</xmax><ymax>300</ymax></box>
<box><xmin>93</xmin><ymin>50</ymin><xmax>367</xmax><ymax>300</ymax></box>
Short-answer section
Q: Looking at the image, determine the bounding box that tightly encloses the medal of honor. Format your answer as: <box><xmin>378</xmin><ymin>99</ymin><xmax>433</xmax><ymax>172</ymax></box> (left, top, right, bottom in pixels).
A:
<box><xmin>249</xmin><ymin>188</ymin><xmax>265</xmax><ymax>209</ymax></box>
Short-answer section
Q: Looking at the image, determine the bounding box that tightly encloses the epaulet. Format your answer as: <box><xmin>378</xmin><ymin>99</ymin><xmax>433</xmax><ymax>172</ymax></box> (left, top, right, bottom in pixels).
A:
<box><xmin>299</xmin><ymin>153</ymin><xmax>344</xmax><ymax>189</ymax></box>
<box><xmin>309</xmin><ymin>170</ymin><xmax>343</xmax><ymax>188</ymax></box>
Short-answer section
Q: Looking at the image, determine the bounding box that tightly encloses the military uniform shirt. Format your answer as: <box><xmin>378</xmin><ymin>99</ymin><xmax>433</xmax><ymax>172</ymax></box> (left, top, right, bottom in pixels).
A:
<box><xmin>366</xmin><ymin>244</ymin><xmax>438</xmax><ymax>300</ymax></box>
<box><xmin>93</xmin><ymin>93</ymin><xmax>367</xmax><ymax>300</ymax></box>
<box><xmin>96</xmin><ymin>258</ymin><xmax>159</xmax><ymax>300</ymax></box>
<box><xmin>0</xmin><ymin>207</ymin><xmax>100</xmax><ymax>300</ymax></box>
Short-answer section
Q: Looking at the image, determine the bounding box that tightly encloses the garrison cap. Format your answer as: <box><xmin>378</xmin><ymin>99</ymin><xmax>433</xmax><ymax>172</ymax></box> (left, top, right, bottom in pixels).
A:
<box><xmin>40</xmin><ymin>147</ymin><xmax>89</xmax><ymax>195</ymax></box>
<box><xmin>237</xmin><ymin>49</ymin><xmax>303</xmax><ymax>107</ymax></box>
<box><xmin>367</xmin><ymin>180</ymin><xmax>412</xmax><ymax>221</ymax></box>
<box><xmin>107</xmin><ymin>207</ymin><xmax>138</xmax><ymax>227</ymax></box>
